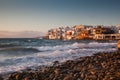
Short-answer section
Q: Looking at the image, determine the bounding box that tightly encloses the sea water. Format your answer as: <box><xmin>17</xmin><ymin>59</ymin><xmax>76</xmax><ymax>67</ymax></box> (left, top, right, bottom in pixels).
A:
<box><xmin>0</xmin><ymin>38</ymin><xmax>117</xmax><ymax>74</ymax></box>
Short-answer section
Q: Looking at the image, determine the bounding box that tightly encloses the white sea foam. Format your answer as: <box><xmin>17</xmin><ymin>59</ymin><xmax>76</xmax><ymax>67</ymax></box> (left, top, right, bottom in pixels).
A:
<box><xmin>34</xmin><ymin>42</ymin><xmax>117</xmax><ymax>51</ymax></box>
<box><xmin>0</xmin><ymin>41</ymin><xmax>117</xmax><ymax>74</ymax></box>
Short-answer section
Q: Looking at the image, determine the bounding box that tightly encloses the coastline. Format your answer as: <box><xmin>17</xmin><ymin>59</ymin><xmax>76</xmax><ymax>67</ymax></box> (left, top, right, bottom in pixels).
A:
<box><xmin>1</xmin><ymin>51</ymin><xmax>120</xmax><ymax>80</ymax></box>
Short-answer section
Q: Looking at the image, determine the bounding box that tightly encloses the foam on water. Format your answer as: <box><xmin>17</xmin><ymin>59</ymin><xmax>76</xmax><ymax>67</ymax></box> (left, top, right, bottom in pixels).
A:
<box><xmin>0</xmin><ymin>41</ymin><xmax>117</xmax><ymax>74</ymax></box>
<box><xmin>35</xmin><ymin>42</ymin><xmax>117</xmax><ymax>51</ymax></box>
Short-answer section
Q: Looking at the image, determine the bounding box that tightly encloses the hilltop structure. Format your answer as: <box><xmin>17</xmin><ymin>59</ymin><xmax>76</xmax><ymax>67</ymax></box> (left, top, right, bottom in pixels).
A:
<box><xmin>47</xmin><ymin>24</ymin><xmax>120</xmax><ymax>40</ymax></box>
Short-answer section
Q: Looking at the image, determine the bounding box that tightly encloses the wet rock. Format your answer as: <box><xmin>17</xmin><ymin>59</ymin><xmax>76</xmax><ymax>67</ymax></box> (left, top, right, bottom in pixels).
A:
<box><xmin>63</xmin><ymin>74</ymin><xmax>73</xmax><ymax>80</ymax></box>
<box><xmin>80</xmin><ymin>72</ymin><xmax>85</xmax><ymax>78</ymax></box>
<box><xmin>101</xmin><ymin>62</ymin><xmax>107</xmax><ymax>68</ymax></box>
<box><xmin>0</xmin><ymin>75</ymin><xmax>3</xmax><ymax>80</ymax></box>
<box><xmin>87</xmin><ymin>75</ymin><xmax>97</xmax><ymax>79</ymax></box>
<box><xmin>115</xmin><ymin>71</ymin><xmax>120</xmax><ymax>77</ymax></box>
<box><xmin>4</xmin><ymin>51</ymin><xmax>120</xmax><ymax>80</ymax></box>
<box><xmin>49</xmin><ymin>73</ymin><xmax>55</xmax><ymax>79</ymax></box>
<box><xmin>89</xmin><ymin>69</ymin><xmax>96</xmax><ymax>75</ymax></box>
<box><xmin>23</xmin><ymin>77</ymin><xmax>31</xmax><ymax>80</ymax></box>
<box><xmin>53</xmin><ymin>61</ymin><xmax>59</xmax><ymax>66</ymax></box>
<box><xmin>54</xmin><ymin>68</ymin><xmax>60</xmax><ymax>75</ymax></box>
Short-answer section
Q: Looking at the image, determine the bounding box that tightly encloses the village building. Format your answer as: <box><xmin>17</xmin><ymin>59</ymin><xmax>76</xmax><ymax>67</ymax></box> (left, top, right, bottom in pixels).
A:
<box><xmin>92</xmin><ymin>25</ymin><xmax>115</xmax><ymax>34</ymax></box>
<box><xmin>47</xmin><ymin>28</ymin><xmax>58</xmax><ymax>39</ymax></box>
<box><xmin>116</xmin><ymin>24</ymin><xmax>120</xmax><ymax>33</ymax></box>
<box><xmin>47</xmin><ymin>24</ymin><xmax>120</xmax><ymax>40</ymax></box>
<box><xmin>93</xmin><ymin>25</ymin><xmax>120</xmax><ymax>40</ymax></box>
<box><xmin>66</xmin><ymin>29</ymin><xmax>74</xmax><ymax>40</ymax></box>
<box><xmin>109</xmin><ymin>26</ymin><xmax>119</xmax><ymax>33</ymax></box>
<box><xmin>73</xmin><ymin>25</ymin><xmax>93</xmax><ymax>39</ymax></box>
<box><xmin>93</xmin><ymin>34</ymin><xmax>120</xmax><ymax>40</ymax></box>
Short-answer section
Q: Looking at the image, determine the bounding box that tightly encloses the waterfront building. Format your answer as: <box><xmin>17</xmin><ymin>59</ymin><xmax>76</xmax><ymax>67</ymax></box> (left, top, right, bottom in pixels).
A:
<box><xmin>92</xmin><ymin>25</ymin><xmax>115</xmax><ymax>34</ymax></box>
<box><xmin>73</xmin><ymin>25</ymin><xmax>93</xmax><ymax>39</ymax></box>
<box><xmin>116</xmin><ymin>24</ymin><xmax>120</xmax><ymax>33</ymax></box>
<box><xmin>47</xmin><ymin>24</ymin><xmax>120</xmax><ymax>40</ymax></box>
<box><xmin>109</xmin><ymin>26</ymin><xmax>118</xmax><ymax>33</ymax></box>
<box><xmin>93</xmin><ymin>34</ymin><xmax>120</xmax><ymax>40</ymax></box>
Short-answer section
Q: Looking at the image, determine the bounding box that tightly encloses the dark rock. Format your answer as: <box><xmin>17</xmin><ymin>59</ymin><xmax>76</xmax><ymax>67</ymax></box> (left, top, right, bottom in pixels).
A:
<box><xmin>4</xmin><ymin>51</ymin><xmax>120</xmax><ymax>80</ymax></box>
<box><xmin>54</xmin><ymin>68</ymin><xmax>60</xmax><ymax>75</ymax></box>
<box><xmin>63</xmin><ymin>74</ymin><xmax>73</xmax><ymax>80</ymax></box>
<box><xmin>53</xmin><ymin>61</ymin><xmax>59</xmax><ymax>66</ymax></box>
<box><xmin>0</xmin><ymin>75</ymin><xmax>3</xmax><ymax>80</ymax></box>
<box><xmin>87</xmin><ymin>75</ymin><xmax>97</xmax><ymax>79</ymax></box>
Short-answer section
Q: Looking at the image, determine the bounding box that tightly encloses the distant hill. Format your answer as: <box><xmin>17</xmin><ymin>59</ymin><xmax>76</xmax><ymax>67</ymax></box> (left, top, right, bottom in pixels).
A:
<box><xmin>0</xmin><ymin>31</ymin><xmax>45</xmax><ymax>38</ymax></box>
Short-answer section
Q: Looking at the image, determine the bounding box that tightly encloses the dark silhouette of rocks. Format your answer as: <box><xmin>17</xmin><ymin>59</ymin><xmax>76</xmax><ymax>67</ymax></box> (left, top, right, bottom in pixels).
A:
<box><xmin>0</xmin><ymin>75</ymin><xmax>3</xmax><ymax>80</ymax></box>
<box><xmin>1</xmin><ymin>51</ymin><xmax>120</xmax><ymax>80</ymax></box>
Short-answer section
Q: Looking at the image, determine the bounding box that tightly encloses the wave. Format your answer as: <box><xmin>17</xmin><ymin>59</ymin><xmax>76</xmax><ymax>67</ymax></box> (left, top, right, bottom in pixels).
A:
<box><xmin>0</xmin><ymin>47</ymin><xmax>116</xmax><ymax>74</ymax></box>
<box><xmin>0</xmin><ymin>41</ymin><xmax>117</xmax><ymax>74</ymax></box>
<box><xmin>0</xmin><ymin>42</ymin><xmax>117</xmax><ymax>57</ymax></box>
<box><xmin>0</xmin><ymin>43</ymin><xmax>17</xmax><ymax>48</ymax></box>
<box><xmin>34</xmin><ymin>42</ymin><xmax>117</xmax><ymax>51</ymax></box>
<box><xmin>0</xmin><ymin>47</ymin><xmax>40</xmax><ymax>57</ymax></box>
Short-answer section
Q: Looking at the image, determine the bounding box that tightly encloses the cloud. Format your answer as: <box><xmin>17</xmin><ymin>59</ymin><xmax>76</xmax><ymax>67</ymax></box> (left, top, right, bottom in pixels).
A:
<box><xmin>0</xmin><ymin>31</ymin><xmax>45</xmax><ymax>38</ymax></box>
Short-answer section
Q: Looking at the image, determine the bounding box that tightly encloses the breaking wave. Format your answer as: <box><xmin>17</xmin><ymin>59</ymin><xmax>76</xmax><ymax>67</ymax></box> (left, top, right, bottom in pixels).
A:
<box><xmin>0</xmin><ymin>41</ymin><xmax>117</xmax><ymax>74</ymax></box>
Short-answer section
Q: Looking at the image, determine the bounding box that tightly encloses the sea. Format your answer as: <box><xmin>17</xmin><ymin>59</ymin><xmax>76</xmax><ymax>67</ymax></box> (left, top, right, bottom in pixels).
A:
<box><xmin>0</xmin><ymin>38</ymin><xmax>117</xmax><ymax>74</ymax></box>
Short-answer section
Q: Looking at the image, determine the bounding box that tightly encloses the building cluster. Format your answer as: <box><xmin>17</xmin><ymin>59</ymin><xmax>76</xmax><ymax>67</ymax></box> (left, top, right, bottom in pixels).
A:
<box><xmin>46</xmin><ymin>24</ymin><xmax>120</xmax><ymax>40</ymax></box>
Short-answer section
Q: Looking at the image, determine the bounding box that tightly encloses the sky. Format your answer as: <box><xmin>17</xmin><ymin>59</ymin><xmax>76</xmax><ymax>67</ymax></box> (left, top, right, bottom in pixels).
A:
<box><xmin>0</xmin><ymin>0</ymin><xmax>120</xmax><ymax>33</ymax></box>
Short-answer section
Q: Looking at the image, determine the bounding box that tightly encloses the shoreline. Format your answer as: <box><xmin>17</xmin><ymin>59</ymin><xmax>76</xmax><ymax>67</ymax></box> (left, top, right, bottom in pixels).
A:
<box><xmin>0</xmin><ymin>51</ymin><xmax>120</xmax><ymax>80</ymax></box>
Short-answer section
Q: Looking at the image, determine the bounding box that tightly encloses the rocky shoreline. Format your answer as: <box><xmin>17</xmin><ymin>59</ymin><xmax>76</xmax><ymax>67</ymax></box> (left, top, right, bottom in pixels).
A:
<box><xmin>0</xmin><ymin>51</ymin><xmax>120</xmax><ymax>80</ymax></box>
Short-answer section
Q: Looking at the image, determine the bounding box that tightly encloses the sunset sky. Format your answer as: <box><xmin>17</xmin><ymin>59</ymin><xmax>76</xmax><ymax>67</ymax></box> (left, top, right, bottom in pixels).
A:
<box><xmin>0</xmin><ymin>0</ymin><xmax>120</xmax><ymax>33</ymax></box>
